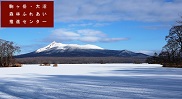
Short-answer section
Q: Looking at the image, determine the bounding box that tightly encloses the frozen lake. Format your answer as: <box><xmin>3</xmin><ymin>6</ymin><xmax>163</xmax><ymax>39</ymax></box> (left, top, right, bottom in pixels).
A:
<box><xmin>0</xmin><ymin>64</ymin><xmax>182</xmax><ymax>99</ymax></box>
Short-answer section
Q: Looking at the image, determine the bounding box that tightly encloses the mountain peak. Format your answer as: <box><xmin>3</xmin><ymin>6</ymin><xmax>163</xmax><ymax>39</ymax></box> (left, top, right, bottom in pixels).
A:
<box><xmin>51</xmin><ymin>41</ymin><xmax>57</xmax><ymax>44</ymax></box>
<box><xmin>121</xmin><ymin>50</ymin><xmax>133</xmax><ymax>53</ymax></box>
<box><xmin>48</xmin><ymin>41</ymin><xmax>57</xmax><ymax>47</ymax></box>
<box><xmin>36</xmin><ymin>42</ymin><xmax>104</xmax><ymax>53</ymax></box>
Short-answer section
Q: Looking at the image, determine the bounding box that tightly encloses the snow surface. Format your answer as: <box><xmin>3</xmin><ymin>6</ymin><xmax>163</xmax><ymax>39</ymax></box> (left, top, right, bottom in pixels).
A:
<box><xmin>0</xmin><ymin>64</ymin><xmax>182</xmax><ymax>99</ymax></box>
<box><xmin>36</xmin><ymin>41</ymin><xmax>104</xmax><ymax>53</ymax></box>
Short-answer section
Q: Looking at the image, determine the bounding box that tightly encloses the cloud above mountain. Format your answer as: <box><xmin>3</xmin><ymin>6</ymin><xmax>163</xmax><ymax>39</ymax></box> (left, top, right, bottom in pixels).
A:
<box><xmin>43</xmin><ymin>28</ymin><xmax>128</xmax><ymax>43</ymax></box>
<box><xmin>54</xmin><ymin>0</ymin><xmax>182</xmax><ymax>22</ymax></box>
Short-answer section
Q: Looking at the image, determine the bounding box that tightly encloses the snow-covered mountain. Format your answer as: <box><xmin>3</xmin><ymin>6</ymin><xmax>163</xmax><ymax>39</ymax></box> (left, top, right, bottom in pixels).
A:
<box><xmin>36</xmin><ymin>41</ymin><xmax>103</xmax><ymax>53</ymax></box>
<box><xmin>17</xmin><ymin>42</ymin><xmax>149</xmax><ymax>58</ymax></box>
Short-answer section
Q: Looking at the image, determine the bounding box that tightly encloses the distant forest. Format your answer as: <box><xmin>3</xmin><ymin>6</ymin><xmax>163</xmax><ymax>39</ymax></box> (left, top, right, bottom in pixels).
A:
<box><xmin>16</xmin><ymin>57</ymin><xmax>146</xmax><ymax>64</ymax></box>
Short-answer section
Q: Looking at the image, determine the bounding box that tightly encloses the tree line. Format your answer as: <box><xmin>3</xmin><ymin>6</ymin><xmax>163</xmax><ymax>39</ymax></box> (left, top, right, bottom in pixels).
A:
<box><xmin>16</xmin><ymin>57</ymin><xmax>146</xmax><ymax>64</ymax></box>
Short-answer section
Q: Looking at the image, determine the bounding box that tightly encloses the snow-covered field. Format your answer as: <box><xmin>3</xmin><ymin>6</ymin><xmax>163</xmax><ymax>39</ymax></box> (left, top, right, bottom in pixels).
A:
<box><xmin>0</xmin><ymin>64</ymin><xmax>182</xmax><ymax>99</ymax></box>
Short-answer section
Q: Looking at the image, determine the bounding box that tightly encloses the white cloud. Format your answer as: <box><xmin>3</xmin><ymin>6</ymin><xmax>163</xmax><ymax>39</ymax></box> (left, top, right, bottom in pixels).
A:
<box><xmin>69</xmin><ymin>23</ymin><xmax>93</xmax><ymax>27</ymax></box>
<box><xmin>94</xmin><ymin>23</ymin><xmax>109</xmax><ymax>27</ymax></box>
<box><xmin>79</xmin><ymin>37</ymin><xmax>100</xmax><ymax>43</ymax></box>
<box><xmin>44</xmin><ymin>28</ymin><xmax>128</xmax><ymax>43</ymax></box>
<box><xmin>53</xmin><ymin>29</ymin><xmax>80</xmax><ymax>37</ymax></box>
<box><xmin>141</xmin><ymin>25</ymin><xmax>172</xmax><ymax>30</ymax></box>
<box><xmin>49</xmin><ymin>29</ymin><xmax>80</xmax><ymax>41</ymax></box>
<box><xmin>68</xmin><ymin>23</ymin><xmax>109</xmax><ymax>27</ymax></box>
<box><xmin>101</xmin><ymin>38</ymin><xmax>128</xmax><ymax>43</ymax></box>
<box><xmin>77</xmin><ymin>29</ymin><xmax>106</xmax><ymax>37</ymax></box>
<box><xmin>54</xmin><ymin>0</ymin><xmax>182</xmax><ymax>22</ymax></box>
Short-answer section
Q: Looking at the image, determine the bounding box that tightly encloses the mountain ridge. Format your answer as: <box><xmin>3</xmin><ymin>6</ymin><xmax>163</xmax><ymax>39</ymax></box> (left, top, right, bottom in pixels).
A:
<box><xmin>16</xmin><ymin>42</ymin><xmax>149</xmax><ymax>58</ymax></box>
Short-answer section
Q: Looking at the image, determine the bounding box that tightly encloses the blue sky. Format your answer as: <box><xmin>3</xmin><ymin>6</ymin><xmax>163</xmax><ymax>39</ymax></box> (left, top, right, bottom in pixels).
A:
<box><xmin>0</xmin><ymin>0</ymin><xmax>182</xmax><ymax>55</ymax></box>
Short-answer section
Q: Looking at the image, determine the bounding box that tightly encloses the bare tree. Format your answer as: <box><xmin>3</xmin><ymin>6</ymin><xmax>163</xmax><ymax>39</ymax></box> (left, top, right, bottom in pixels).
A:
<box><xmin>165</xmin><ymin>25</ymin><xmax>182</xmax><ymax>60</ymax></box>
<box><xmin>147</xmin><ymin>16</ymin><xmax>182</xmax><ymax>65</ymax></box>
<box><xmin>0</xmin><ymin>39</ymin><xmax>20</xmax><ymax>67</ymax></box>
<box><xmin>162</xmin><ymin>39</ymin><xmax>179</xmax><ymax>62</ymax></box>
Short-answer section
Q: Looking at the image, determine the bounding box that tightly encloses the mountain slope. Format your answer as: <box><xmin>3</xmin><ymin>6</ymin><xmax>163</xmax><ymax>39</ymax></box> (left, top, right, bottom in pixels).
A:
<box><xmin>36</xmin><ymin>41</ymin><xmax>104</xmax><ymax>53</ymax></box>
<box><xmin>16</xmin><ymin>42</ymin><xmax>149</xmax><ymax>58</ymax></box>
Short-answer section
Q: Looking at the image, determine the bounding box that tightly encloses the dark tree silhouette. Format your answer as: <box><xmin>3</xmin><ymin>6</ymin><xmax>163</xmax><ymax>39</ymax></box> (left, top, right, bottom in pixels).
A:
<box><xmin>162</xmin><ymin>38</ymin><xmax>179</xmax><ymax>63</ymax></box>
<box><xmin>0</xmin><ymin>39</ymin><xmax>20</xmax><ymax>67</ymax></box>
<box><xmin>164</xmin><ymin>25</ymin><xmax>182</xmax><ymax>62</ymax></box>
<box><xmin>146</xmin><ymin>16</ymin><xmax>182</xmax><ymax>66</ymax></box>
